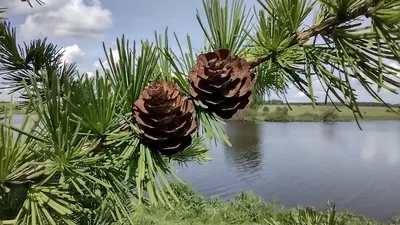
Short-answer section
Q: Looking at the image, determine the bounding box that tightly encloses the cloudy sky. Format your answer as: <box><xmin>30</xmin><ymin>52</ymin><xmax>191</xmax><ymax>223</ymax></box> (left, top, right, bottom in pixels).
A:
<box><xmin>1</xmin><ymin>0</ymin><xmax>399</xmax><ymax>103</ymax></box>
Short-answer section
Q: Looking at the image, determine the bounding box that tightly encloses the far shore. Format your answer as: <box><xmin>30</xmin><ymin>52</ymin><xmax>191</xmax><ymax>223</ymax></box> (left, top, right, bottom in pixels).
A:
<box><xmin>3</xmin><ymin>102</ymin><xmax>400</xmax><ymax>123</ymax></box>
<box><xmin>229</xmin><ymin>104</ymin><xmax>400</xmax><ymax>122</ymax></box>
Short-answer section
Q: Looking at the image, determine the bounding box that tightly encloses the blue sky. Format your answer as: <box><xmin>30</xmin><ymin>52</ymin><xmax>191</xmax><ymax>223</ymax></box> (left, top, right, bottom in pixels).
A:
<box><xmin>1</xmin><ymin>0</ymin><xmax>399</xmax><ymax>103</ymax></box>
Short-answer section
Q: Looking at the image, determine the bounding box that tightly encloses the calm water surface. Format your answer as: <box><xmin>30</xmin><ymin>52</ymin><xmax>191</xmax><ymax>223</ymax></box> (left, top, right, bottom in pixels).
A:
<box><xmin>176</xmin><ymin>121</ymin><xmax>400</xmax><ymax>221</ymax></box>
<box><xmin>10</xmin><ymin>116</ymin><xmax>400</xmax><ymax>221</ymax></box>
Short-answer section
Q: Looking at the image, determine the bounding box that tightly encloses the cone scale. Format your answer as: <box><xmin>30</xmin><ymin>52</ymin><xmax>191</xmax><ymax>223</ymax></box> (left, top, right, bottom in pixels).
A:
<box><xmin>189</xmin><ymin>49</ymin><xmax>256</xmax><ymax>119</ymax></box>
<box><xmin>132</xmin><ymin>81</ymin><xmax>197</xmax><ymax>155</ymax></box>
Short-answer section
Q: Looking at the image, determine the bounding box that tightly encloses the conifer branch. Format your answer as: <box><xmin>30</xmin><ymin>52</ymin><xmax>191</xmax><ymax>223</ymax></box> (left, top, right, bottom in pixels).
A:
<box><xmin>249</xmin><ymin>0</ymin><xmax>384</xmax><ymax>68</ymax></box>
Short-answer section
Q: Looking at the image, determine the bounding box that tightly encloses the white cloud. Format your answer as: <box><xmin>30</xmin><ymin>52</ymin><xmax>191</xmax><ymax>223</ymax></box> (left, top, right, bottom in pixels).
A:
<box><xmin>294</xmin><ymin>91</ymin><xmax>306</xmax><ymax>98</ymax></box>
<box><xmin>60</xmin><ymin>44</ymin><xmax>85</xmax><ymax>64</ymax></box>
<box><xmin>93</xmin><ymin>60</ymin><xmax>102</xmax><ymax>69</ymax></box>
<box><xmin>85</xmin><ymin>72</ymin><xmax>94</xmax><ymax>77</ymax></box>
<box><xmin>19</xmin><ymin>0</ymin><xmax>112</xmax><ymax>39</ymax></box>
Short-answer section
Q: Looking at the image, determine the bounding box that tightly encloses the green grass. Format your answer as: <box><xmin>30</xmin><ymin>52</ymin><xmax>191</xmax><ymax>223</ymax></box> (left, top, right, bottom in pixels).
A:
<box><xmin>127</xmin><ymin>183</ymin><xmax>399</xmax><ymax>225</ymax></box>
<box><xmin>233</xmin><ymin>105</ymin><xmax>400</xmax><ymax>122</ymax></box>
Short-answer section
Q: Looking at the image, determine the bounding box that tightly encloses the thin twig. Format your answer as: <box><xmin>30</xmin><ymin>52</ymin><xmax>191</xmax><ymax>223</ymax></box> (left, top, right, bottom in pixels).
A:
<box><xmin>21</xmin><ymin>0</ymin><xmax>45</xmax><ymax>7</ymax></box>
<box><xmin>249</xmin><ymin>0</ymin><xmax>383</xmax><ymax>68</ymax></box>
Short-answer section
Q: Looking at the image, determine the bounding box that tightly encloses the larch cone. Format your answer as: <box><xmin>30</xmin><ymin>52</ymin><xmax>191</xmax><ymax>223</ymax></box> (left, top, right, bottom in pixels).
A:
<box><xmin>132</xmin><ymin>81</ymin><xmax>197</xmax><ymax>155</ymax></box>
<box><xmin>189</xmin><ymin>49</ymin><xmax>256</xmax><ymax>119</ymax></box>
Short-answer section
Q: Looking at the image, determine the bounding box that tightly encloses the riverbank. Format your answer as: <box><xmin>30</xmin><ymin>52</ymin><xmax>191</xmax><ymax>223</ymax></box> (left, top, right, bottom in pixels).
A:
<box><xmin>230</xmin><ymin>105</ymin><xmax>400</xmax><ymax>122</ymax></box>
<box><xmin>127</xmin><ymin>183</ymin><xmax>397</xmax><ymax>225</ymax></box>
<box><xmin>0</xmin><ymin>103</ymin><xmax>25</xmax><ymax>114</ymax></box>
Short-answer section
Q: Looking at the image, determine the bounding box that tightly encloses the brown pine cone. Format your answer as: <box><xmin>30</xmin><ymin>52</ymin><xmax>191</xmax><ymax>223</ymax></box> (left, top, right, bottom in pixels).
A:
<box><xmin>132</xmin><ymin>81</ymin><xmax>197</xmax><ymax>155</ymax></box>
<box><xmin>189</xmin><ymin>49</ymin><xmax>256</xmax><ymax>119</ymax></box>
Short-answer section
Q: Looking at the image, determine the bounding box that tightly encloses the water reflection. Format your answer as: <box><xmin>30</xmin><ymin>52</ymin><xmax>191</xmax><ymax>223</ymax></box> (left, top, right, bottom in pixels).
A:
<box><xmin>384</xmin><ymin>128</ymin><xmax>400</xmax><ymax>166</ymax></box>
<box><xmin>222</xmin><ymin>122</ymin><xmax>262</xmax><ymax>174</ymax></box>
<box><xmin>360</xmin><ymin>132</ymin><xmax>378</xmax><ymax>163</ymax></box>
<box><xmin>179</xmin><ymin>121</ymin><xmax>400</xmax><ymax>221</ymax></box>
<box><xmin>360</xmin><ymin>130</ymin><xmax>400</xmax><ymax>166</ymax></box>
<box><xmin>320</xmin><ymin>122</ymin><xmax>337</xmax><ymax>142</ymax></box>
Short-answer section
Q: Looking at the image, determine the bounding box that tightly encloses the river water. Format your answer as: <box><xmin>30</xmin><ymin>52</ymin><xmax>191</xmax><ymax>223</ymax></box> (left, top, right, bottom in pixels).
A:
<box><xmin>176</xmin><ymin>121</ymin><xmax>400</xmax><ymax>222</ymax></box>
<box><xmin>9</xmin><ymin>115</ymin><xmax>400</xmax><ymax>221</ymax></box>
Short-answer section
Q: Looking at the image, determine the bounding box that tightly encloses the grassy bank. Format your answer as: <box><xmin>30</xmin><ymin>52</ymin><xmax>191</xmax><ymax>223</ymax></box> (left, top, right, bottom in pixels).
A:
<box><xmin>231</xmin><ymin>105</ymin><xmax>400</xmax><ymax>122</ymax></box>
<box><xmin>0</xmin><ymin>102</ymin><xmax>25</xmax><ymax>114</ymax></box>
<box><xmin>128</xmin><ymin>183</ymin><xmax>398</xmax><ymax>225</ymax></box>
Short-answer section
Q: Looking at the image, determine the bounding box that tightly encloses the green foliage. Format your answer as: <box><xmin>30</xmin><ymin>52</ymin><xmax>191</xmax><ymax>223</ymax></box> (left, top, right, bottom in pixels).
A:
<box><xmin>275</xmin><ymin>106</ymin><xmax>289</xmax><ymax>115</ymax></box>
<box><xmin>0</xmin><ymin>104</ymin><xmax>38</xmax><ymax>221</ymax></box>
<box><xmin>101</xmin><ymin>37</ymin><xmax>161</xmax><ymax>114</ymax></box>
<box><xmin>68</xmin><ymin>73</ymin><xmax>121</xmax><ymax>137</ymax></box>
<box><xmin>253</xmin><ymin>62</ymin><xmax>289</xmax><ymax>100</ymax></box>
<box><xmin>0</xmin><ymin>21</ymin><xmax>77</xmax><ymax>99</ymax></box>
<box><xmin>197</xmin><ymin>0</ymin><xmax>252</xmax><ymax>55</ymax></box>
<box><xmin>129</xmin><ymin>183</ymin><xmax>388</xmax><ymax>225</ymax></box>
<box><xmin>0</xmin><ymin>21</ymin><xmax>214</xmax><ymax>223</ymax></box>
<box><xmin>321</xmin><ymin>108</ymin><xmax>340</xmax><ymax>121</ymax></box>
<box><xmin>246</xmin><ymin>0</ymin><xmax>315</xmax><ymax>101</ymax></box>
<box><xmin>2</xmin><ymin>0</ymin><xmax>400</xmax><ymax>223</ymax></box>
<box><xmin>259</xmin><ymin>106</ymin><xmax>291</xmax><ymax>121</ymax></box>
<box><xmin>198</xmin><ymin>0</ymin><xmax>400</xmax><ymax>127</ymax></box>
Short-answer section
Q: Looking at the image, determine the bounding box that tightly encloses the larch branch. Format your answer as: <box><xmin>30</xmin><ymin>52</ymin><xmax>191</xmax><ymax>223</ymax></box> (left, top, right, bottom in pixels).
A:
<box><xmin>249</xmin><ymin>0</ymin><xmax>383</xmax><ymax>68</ymax></box>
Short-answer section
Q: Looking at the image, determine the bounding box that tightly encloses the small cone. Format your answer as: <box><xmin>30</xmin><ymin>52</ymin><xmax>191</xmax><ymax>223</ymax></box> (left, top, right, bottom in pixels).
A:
<box><xmin>133</xmin><ymin>81</ymin><xmax>197</xmax><ymax>155</ymax></box>
<box><xmin>189</xmin><ymin>49</ymin><xmax>256</xmax><ymax>119</ymax></box>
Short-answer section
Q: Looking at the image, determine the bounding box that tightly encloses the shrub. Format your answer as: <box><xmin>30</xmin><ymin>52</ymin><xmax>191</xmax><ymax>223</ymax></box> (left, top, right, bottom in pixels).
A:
<box><xmin>321</xmin><ymin>108</ymin><xmax>339</xmax><ymax>121</ymax></box>
<box><xmin>326</xmin><ymin>112</ymin><xmax>339</xmax><ymax>120</ymax></box>
<box><xmin>274</xmin><ymin>106</ymin><xmax>289</xmax><ymax>115</ymax></box>
<box><xmin>298</xmin><ymin>112</ymin><xmax>320</xmax><ymax>121</ymax></box>
<box><xmin>281</xmin><ymin>106</ymin><xmax>289</xmax><ymax>115</ymax></box>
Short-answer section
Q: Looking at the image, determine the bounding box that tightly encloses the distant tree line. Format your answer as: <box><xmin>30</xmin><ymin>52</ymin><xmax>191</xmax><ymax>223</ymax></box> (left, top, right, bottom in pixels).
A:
<box><xmin>0</xmin><ymin>100</ymin><xmax>29</xmax><ymax>104</ymax></box>
<box><xmin>262</xmin><ymin>99</ymin><xmax>400</xmax><ymax>107</ymax></box>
